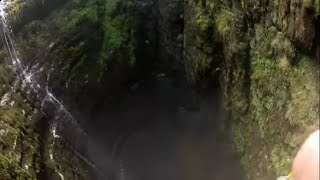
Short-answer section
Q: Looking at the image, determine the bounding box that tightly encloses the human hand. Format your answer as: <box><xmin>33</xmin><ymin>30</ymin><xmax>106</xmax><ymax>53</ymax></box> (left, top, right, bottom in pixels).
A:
<box><xmin>292</xmin><ymin>130</ymin><xmax>319</xmax><ymax>180</ymax></box>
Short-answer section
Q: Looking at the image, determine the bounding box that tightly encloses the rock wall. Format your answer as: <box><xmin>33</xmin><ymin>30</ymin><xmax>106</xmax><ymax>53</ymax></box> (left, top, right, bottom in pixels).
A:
<box><xmin>183</xmin><ymin>0</ymin><xmax>319</xmax><ymax>179</ymax></box>
<box><xmin>12</xmin><ymin>0</ymin><xmax>142</xmax><ymax>120</ymax></box>
<box><xmin>0</xmin><ymin>55</ymin><xmax>93</xmax><ymax>179</ymax></box>
<box><xmin>1</xmin><ymin>0</ymin><xmax>165</xmax><ymax>178</ymax></box>
<box><xmin>1</xmin><ymin>0</ymin><xmax>319</xmax><ymax>179</ymax></box>
<box><xmin>1</xmin><ymin>0</ymin><xmax>140</xmax><ymax>179</ymax></box>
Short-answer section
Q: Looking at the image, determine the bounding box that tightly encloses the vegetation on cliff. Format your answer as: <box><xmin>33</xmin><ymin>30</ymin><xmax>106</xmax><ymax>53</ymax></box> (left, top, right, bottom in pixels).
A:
<box><xmin>12</xmin><ymin>0</ymin><xmax>142</xmax><ymax>117</ymax></box>
<box><xmin>0</xmin><ymin>53</ymin><xmax>38</xmax><ymax>179</ymax></box>
<box><xmin>184</xmin><ymin>0</ymin><xmax>319</xmax><ymax>179</ymax></box>
<box><xmin>0</xmin><ymin>155</ymin><xmax>32</xmax><ymax>180</ymax></box>
<box><xmin>1</xmin><ymin>0</ymin><xmax>319</xmax><ymax>179</ymax></box>
<box><xmin>1</xmin><ymin>0</ymin><xmax>133</xmax><ymax>178</ymax></box>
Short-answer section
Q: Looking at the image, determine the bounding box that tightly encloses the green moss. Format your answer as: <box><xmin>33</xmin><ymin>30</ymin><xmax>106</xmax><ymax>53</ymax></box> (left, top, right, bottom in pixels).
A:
<box><xmin>232</xmin><ymin>119</ymin><xmax>254</xmax><ymax>155</ymax></box>
<box><xmin>99</xmin><ymin>0</ymin><xmax>137</xmax><ymax>71</ymax></box>
<box><xmin>0</xmin><ymin>51</ymin><xmax>8</xmax><ymax>63</ymax></box>
<box><xmin>303</xmin><ymin>0</ymin><xmax>313</xmax><ymax>7</ymax></box>
<box><xmin>6</xmin><ymin>1</ymin><xmax>25</xmax><ymax>22</ymax></box>
<box><xmin>230</xmin><ymin>24</ymin><xmax>319</xmax><ymax>179</ymax></box>
<box><xmin>45</xmin><ymin>159</ymin><xmax>57</xmax><ymax>172</ymax></box>
<box><xmin>195</xmin><ymin>8</ymin><xmax>212</xmax><ymax>32</ymax></box>
<box><xmin>0</xmin><ymin>66</ymin><xmax>15</xmax><ymax>88</ymax></box>
<box><xmin>286</xmin><ymin>56</ymin><xmax>320</xmax><ymax>127</ymax></box>
<box><xmin>1</xmin><ymin>130</ymin><xmax>18</xmax><ymax>149</ymax></box>
<box><xmin>0</xmin><ymin>155</ymin><xmax>32</xmax><ymax>180</ymax></box>
<box><xmin>104</xmin><ymin>0</ymin><xmax>120</xmax><ymax>15</ymax></box>
<box><xmin>303</xmin><ymin>0</ymin><xmax>320</xmax><ymax>16</ymax></box>
<box><xmin>104</xmin><ymin>15</ymin><xmax>127</xmax><ymax>49</ymax></box>
<box><xmin>250</xmin><ymin>26</ymin><xmax>293</xmax><ymax>139</ymax></box>
<box><xmin>270</xmin><ymin>146</ymin><xmax>293</xmax><ymax>176</ymax></box>
<box><xmin>214</xmin><ymin>8</ymin><xmax>235</xmax><ymax>39</ymax></box>
<box><xmin>53</xmin><ymin>0</ymin><xmax>137</xmax><ymax>74</ymax></box>
<box><xmin>273</xmin><ymin>0</ymin><xmax>281</xmax><ymax>7</ymax></box>
<box><xmin>67</xmin><ymin>7</ymin><xmax>98</xmax><ymax>30</ymax></box>
<box><xmin>0</xmin><ymin>105</ymin><xmax>25</xmax><ymax>127</ymax></box>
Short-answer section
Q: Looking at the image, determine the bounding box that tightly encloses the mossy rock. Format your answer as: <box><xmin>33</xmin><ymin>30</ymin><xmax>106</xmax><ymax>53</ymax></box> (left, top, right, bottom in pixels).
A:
<box><xmin>229</xmin><ymin>23</ymin><xmax>319</xmax><ymax>179</ymax></box>
<box><xmin>303</xmin><ymin>0</ymin><xmax>320</xmax><ymax>16</ymax></box>
<box><xmin>214</xmin><ymin>8</ymin><xmax>236</xmax><ymax>40</ymax></box>
<box><xmin>270</xmin><ymin>145</ymin><xmax>293</xmax><ymax>176</ymax></box>
<box><xmin>0</xmin><ymin>155</ymin><xmax>33</xmax><ymax>180</ymax></box>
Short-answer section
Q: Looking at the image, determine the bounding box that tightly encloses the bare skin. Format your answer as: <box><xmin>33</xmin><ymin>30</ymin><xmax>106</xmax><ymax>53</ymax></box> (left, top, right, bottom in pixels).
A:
<box><xmin>292</xmin><ymin>130</ymin><xmax>319</xmax><ymax>180</ymax></box>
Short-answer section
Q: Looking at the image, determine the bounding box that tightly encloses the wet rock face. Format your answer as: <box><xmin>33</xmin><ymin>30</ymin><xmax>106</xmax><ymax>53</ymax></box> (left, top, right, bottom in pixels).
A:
<box><xmin>0</xmin><ymin>60</ymin><xmax>36</xmax><ymax>179</ymax></box>
<box><xmin>1</xmin><ymin>0</ymin><xmax>319</xmax><ymax>179</ymax></box>
<box><xmin>183</xmin><ymin>1</ymin><xmax>224</xmax><ymax>88</ymax></box>
<box><xmin>11</xmin><ymin>0</ymin><xmax>183</xmax><ymax>121</ymax></box>
<box><xmin>0</xmin><ymin>55</ymin><xmax>92</xmax><ymax>179</ymax></box>
<box><xmin>0</xmin><ymin>0</ymin><xmax>186</xmax><ymax>178</ymax></box>
<box><xmin>5</xmin><ymin>0</ymin><xmax>69</xmax><ymax>31</ymax></box>
<box><xmin>134</xmin><ymin>0</ymin><xmax>184</xmax><ymax>75</ymax></box>
<box><xmin>270</xmin><ymin>0</ymin><xmax>318</xmax><ymax>50</ymax></box>
<box><xmin>10</xmin><ymin>0</ymin><xmax>140</xmax><ymax>120</ymax></box>
<box><xmin>157</xmin><ymin>0</ymin><xmax>184</xmax><ymax>68</ymax></box>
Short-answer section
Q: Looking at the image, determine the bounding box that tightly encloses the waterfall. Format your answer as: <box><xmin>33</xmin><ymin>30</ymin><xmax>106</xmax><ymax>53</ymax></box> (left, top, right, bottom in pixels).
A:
<box><xmin>0</xmin><ymin>0</ymin><xmax>82</xmax><ymax>136</ymax></box>
<box><xmin>0</xmin><ymin>0</ymin><xmax>97</xmax><ymax>177</ymax></box>
<box><xmin>57</xmin><ymin>172</ymin><xmax>65</xmax><ymax>180</ymax></box>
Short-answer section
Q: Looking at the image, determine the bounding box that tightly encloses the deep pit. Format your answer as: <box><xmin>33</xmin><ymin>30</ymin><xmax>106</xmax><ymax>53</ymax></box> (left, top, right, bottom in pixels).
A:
<box><xmin>0</xmin><ymin>0</ymin><xmax>319</xmax><ymax>180</ymax></box>
<box><xmin>86</xmin><ymin>67</ymin><xmax>245</xmax><ymax>180</ymax></box>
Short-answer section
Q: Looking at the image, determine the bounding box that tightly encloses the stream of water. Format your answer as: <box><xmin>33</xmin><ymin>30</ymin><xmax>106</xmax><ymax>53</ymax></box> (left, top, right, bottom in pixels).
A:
<box><xmin>0</xmin><ymin>1</ymin><xmax>246</xmax><ymax>179</ymax></box>
<box><xmin>0</xmin><ymin>0</ymin><xmax>77</xmax><ymax>133</ymax></box>
<box><xmin>0</xmin><ymin>1</ymin><xmax>95</xmax><ymax>179</ymax></box>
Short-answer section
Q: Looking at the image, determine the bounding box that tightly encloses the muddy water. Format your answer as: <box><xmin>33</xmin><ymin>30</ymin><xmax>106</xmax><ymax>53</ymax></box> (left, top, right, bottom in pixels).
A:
<box><xmin>87</xmin><ymin>74</ymin><xmax>245</xmax><ymax>180</ymax></box>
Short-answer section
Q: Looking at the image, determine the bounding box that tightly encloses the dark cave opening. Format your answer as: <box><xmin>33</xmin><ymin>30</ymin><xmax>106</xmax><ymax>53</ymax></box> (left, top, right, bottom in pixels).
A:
<box><xmin>61</xmin><ymin>1</ymin><xmax>244</xmax><ymax>179</ymax></box>
<box><xmin>0</xmin><ymin>0</ymin><xmax>319</xmax><ymax>179</ymax></box>
<box><xmin>86</xmin><ymin>67</ymin><xmax>244</xmax><ymax>180</ymax></box>
<box><xmin>0</xmin><ymin>0</ymin><xmax>244</xmax><ymax>179</ymax></box>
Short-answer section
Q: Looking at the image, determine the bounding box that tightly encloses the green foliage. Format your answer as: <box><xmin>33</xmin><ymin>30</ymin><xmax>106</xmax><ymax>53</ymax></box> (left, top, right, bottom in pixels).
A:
<box><xmin>271</xmin><ymin>146</ymin><xmax>293</xmax><ymax>176</ymax></box>
<box><xmin>44</xmin><ymin>159</ymin><xmax>57</xmax><ymax>172</ymax></box>
<box><xmin>104</xmin><ymin>16</ymin><xmax>127</xmax><ymax>49</ymax></box>
<box><xmin>286</xmin><ymin>56</ymin><xmax>320</xmax><ymax>126</ymax></box>
<box><xmin>231</xmin><ymin>24</ymin><xmax>319</xmax><ymax>179</ymax></box>
<box><xmin>0</xmin><ymin>51</ymin><xmax>7</xmax><ymax>63</ymax></box>
<box><xmin>54</xmin><ymin>0</ymin><xmax>137</xmax><ymax>72</ymax></box>
<box><xmin>273</xmin><ymin>0</ymin><xmax>281</xmax><ymax>7</ymax></box>
<box><xmin>232</xmin><ymin>119</ymin><xmax>254</xmax><ymax>155</ymax></box>
<box><xmin>99</xmin><ymin>0</ymin><xmax>137</xmax><ymax>71</ymax></box>
<box><xmin>214</xmin><ymin>8</ymin><xmax>235</xmax><ymax>39</ymax></box>
<box><xmin>104</xmin><ymin>0</ymin><xmax>120</xmax><ymax>15</ymax></box>
<box><xmin>7</xmin><ymin>1</ymin><xmax>25</xmax><ymax>22</ymax></box>
<box><xmin>303</xmin><ymin>0</ymin><xmax>313</xmax><ymax>7</ymax></box>
<box><xmin>303</xmin><ymin>0</ymin><xmax>320</xmax><ymax>16</ymax></box>
<box><xmin>53</xmin><ymin>5</ymin><xmax>98</xmax><ymax>33</ymax></box>
<box><xmin>195</xmin><ymin>7</ymin><xmax>212</xmax><ymax>32</ymax></box>
<box><xmin>0</xmin><ymin>155</ymin><xmax>32</xmax><ymax>180</ymax></box>
<box><xmin>67</xmin><ymin>7</ymin><xmax>98</xmax><ymax>28</ymax></box>
<box><xmin>0</xmin><ymin>103</ymin><xmax>26</xmax><ymax>127</ymax></box>
<box><xmin>250</xmin><ymin>26</ymin><xmax>293</xmax><ymax>139</ymax></box>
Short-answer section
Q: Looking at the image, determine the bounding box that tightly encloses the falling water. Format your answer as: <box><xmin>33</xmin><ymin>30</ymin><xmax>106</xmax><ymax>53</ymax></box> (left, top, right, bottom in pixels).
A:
<box><xmin>0</xmin><ymin>0</ymin><xmax>96</xmax><ymax>177</ymax></box>
<box><xmin>12</xmin><ymin>135</ymin><xmax>17</xmax><ymax>150</ymax></box>
<box><xmin>57</xmin><ymin>172</ymin><xmax>65</xmax><ymax>180</ymax></box>
<box><xmin>0</xmin><ymin>0</ymin><xmax>78</xmax><ymax>132</ymax></box>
